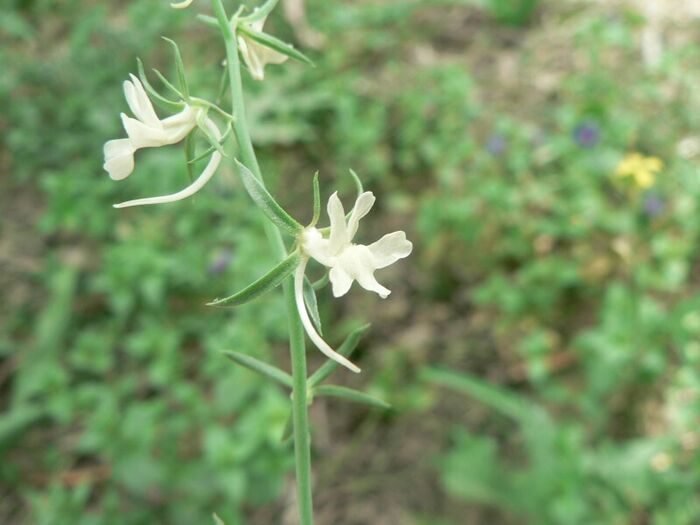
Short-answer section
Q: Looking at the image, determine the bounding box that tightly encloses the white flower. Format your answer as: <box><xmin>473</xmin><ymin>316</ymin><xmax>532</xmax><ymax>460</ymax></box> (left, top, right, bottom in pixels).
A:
<box><xmin>302</xmin><ymin>192</ymin><xmax>413</xmax><ymax>298</ymax></box>
<box><xmin>103</xmin><ymin>75</ymin><xmax>223</xmax><ymax>208</ymax></box>
<box><xmin>170</xmin><ymin>0</ymin><xmax>194</xmax><ymax>8</ymax></box>
<box><xmin>237</xmin><ymin>17</ymin><xmax>289</xmax><ymax>81</ymax></box>
<box><xmin>294</xmin><ymin>191</ymin><xmax>413</xmax><ymax>373</ymax></box>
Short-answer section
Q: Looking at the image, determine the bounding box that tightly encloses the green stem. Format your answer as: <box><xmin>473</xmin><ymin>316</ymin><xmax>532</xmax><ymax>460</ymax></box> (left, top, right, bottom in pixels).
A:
<box><xmin>210</xmin><ymin>2</ymin><xmax>314</xmax><ymax>523</ymax></box>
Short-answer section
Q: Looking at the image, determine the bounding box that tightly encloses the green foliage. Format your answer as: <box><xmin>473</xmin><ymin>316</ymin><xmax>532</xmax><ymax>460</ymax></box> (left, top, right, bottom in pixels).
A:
<box><xmin>5</xmin><ymin>0</ymin><xmax>700</xmax><ymax>523</ymax></box>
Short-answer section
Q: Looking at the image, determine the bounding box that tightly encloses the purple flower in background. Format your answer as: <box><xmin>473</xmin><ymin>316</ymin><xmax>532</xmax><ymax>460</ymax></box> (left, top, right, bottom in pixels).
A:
<box><xmin>209</xmin><ymin>249</ymin><xmax>234</xmax><ymax>276</ymax></box>
<box><xmin>643</xmin><ymin>193</ymin><xmax>665</xmax><ymax>217</ymax></box>
<box><xmin>573</xmin><ymin>121</ymin><xmax>600</xmax><ymax>148</ymax></box>
<box><xmin>486</xmin><ymin>134</ymin><xmax>507</xmax><ymax>156</ymax></box>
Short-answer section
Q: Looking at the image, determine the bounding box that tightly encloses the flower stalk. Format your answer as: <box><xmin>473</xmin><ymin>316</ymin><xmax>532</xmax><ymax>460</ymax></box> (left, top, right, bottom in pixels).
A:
<box><xmin>209</xmin><ymin>1</ymin><xmax>315</xmax><ymax>522</ymax></box>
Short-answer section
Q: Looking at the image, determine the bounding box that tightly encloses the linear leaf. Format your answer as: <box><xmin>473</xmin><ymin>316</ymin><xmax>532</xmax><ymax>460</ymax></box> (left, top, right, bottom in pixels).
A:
<box><xmin>184</xmin><ymin>133</ymin><xmax>196</xmax><ymax>183</ymax></box>
<box><xmin>314</xmin><ymin>385</ymin><xmax>391</xmax><ymax>410</ymax></box>
<box><xmin>307</xmin><ymin>324</ymin><xmax>370</xmax><ymax>387</ymax></box>
<box><xmin>311</xmin><ymin>172</ymin><xmax>320</xmax><ymax>226</ymax></box>
<box><xmin>188</xmin><ymin>124</ymin><xmax>233</xmax><ymax>164</ymax></box>
<box><xmin>151</xmin><ymin>67</ymin><xmax>185</xmax><ymax>100</ymax></box>
<box><xmin>235</xmin><ymin>160</ymin><xmax>303</xmax><ymax>235</ymax></box>
<box><xmin>136</xmin><ymin>58</ymin><xmax>184</xmax><ymax>112</ymax></box>
<box><xmin>420</xmin><ymin>367</ymin><xmax>532</xmax><ymax>422</ymax></box>
<box><xmin>242</xmin><ymin>0</ymin><xmax>280</xmax><ymax>22</ymax></box>
<box><xmin>238</xmin><ymin>26</ymin><xmax>315</xmax><ymax>67</ymax></box>
<box><xmin>311</xmin><ymin>273</ymin><xmax>329</xmax><ymax>291</ymax></box>
<box><xmin>222</xmin><ymin>351</ymin><xmax>293</xmax><ymax>388</ymax></box>
<box><xmin>161</xmin><ymin>37</ymin><xmax>189</xmax><ymax>97</ymax></box>
<box><xmin>348</xmin><ymin>168</ymin><xmax>364</xmax><ymax>198</ymax></box>
<box><xmin>208</xmin><ymin>251</ymin><xmax>300</xmax><ymax>307</ymax></box>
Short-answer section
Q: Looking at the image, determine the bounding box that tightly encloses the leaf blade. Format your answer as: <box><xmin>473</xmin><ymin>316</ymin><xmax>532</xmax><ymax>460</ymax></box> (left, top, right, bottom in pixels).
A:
<box><xmin>235</xmin><ymin>159</ymin><xmax>303</xmax><ymax>235</ymax></box>
<box><xmin>238</xmin><ymin>26</ymin><xmax>315</xmax><ymax>67</ymax></box>
<box><xmin>222</xmin><ymin>351</ymin><xmax>293</xmax><ymax>388</ymax></box>
<box><xmin>307</xmin><ymin>324</ymin><xmax>370</xmax><ymax>387</ymax></box>
<box><xmin>208</xmin><ymin>251</ymin><xmax>300</xmax><ymax>307</ymax></box>
<box><xmin>314</xmin><ymin>385</ymin><xmax>391</xmax><ymax>410</ymax></box>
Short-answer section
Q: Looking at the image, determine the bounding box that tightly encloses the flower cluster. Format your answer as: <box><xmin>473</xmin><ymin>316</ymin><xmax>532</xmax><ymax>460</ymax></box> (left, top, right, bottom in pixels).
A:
<box><xmin>614</xmin><ymin>153</ymin><xmax>663</xmax><ymax>190</ymax></box>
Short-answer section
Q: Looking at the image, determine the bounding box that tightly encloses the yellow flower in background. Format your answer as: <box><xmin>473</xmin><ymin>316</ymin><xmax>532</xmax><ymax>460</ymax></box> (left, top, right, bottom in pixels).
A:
<box><xmin>614</xmin><ymin>153</ymin><xmax>663</xmax><ymax>189</ymax></box>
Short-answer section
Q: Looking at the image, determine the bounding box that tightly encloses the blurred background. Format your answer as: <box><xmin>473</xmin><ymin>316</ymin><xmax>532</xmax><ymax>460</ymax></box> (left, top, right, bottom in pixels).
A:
<box><xmin>3</xmin><ymin>0</ymin><xmax>700</xmax><ymax>523</ymax></box>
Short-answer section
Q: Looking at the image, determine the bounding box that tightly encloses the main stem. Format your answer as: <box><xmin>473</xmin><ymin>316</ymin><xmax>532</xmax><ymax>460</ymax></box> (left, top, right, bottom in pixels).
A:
<box><xmin>210</xmin><ymin>2</ymin><xmax>314</xmax><ymax>523</ymax></box>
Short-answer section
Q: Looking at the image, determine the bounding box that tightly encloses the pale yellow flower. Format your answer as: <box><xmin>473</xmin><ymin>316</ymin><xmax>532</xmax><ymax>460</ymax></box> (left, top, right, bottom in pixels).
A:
<box><xmin>614</xmin><ymin>153</ymin><xmax>663</xmax><ymax>189</ymax></box>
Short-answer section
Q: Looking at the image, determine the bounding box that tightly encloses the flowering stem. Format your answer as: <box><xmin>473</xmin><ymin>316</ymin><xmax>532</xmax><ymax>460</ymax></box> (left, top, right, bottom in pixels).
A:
<box><xmin>210</xmin><ymin>1</ymin><xmax>314</xmax><ymax>523</ymax></box>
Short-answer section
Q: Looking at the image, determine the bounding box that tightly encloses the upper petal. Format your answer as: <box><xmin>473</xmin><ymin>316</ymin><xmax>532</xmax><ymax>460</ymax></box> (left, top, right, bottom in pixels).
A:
<box><xmin>327</xmin><ymin>192</ymin><xmax>349</xmax><ymax>254</ymax></box>
<box><xmin>368</xmin><ymin>231</ymin><xmax>413</xmax><ymax>269</ymax></box>
<box><xmin>124</xmin><ymin>75</ymin><xmax>160</xmax><ymax>127</ymax></box>
<box><xmin>121</xmin><ymin>113</ymin><xmax>168</xmax><ymax>148</ymax></box>
<box><xmin>347</xmin><ymin>191</ymin><xmax>376</xmax><ymax>240</ymax></box>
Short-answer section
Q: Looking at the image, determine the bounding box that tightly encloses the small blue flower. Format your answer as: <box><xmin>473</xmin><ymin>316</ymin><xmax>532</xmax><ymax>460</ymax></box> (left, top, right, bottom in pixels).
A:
<box><xmin>209</xmin><ymin>249</ymin><xmax>234</xmax><ymax>275</ymax></box>
<box><xmin>486</xmin><ymin>134</ymin><xmax>507</xmax><ymax>156</ymax></box>
<box><xmin>643</xmin><ymin>193</ymin><xmax>665</xmax><ymax>217</ymax></box>
<box><xmin>573</xmin><ymin>122</ymin><xmax>600</xmax><ymax>148</ymax></box>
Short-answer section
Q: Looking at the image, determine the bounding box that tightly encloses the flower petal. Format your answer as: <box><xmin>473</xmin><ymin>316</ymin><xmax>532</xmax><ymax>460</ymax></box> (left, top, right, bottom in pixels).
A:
<box><xmin>161</xmin><ymin>106</ymin><xmax>198</xmax><ymax>143</ymax></box>
<box><xmin>239</xmin><ymin>37</ymin><xmax>265</xmax><ymax>81</ymax></box>
<box><xmin>327</xmin><ymin>192</ymin><xmax>349</xmax><ymax>254</ymax></box>
<box><xmin>347</xmin><ymin>191</ymin><xmax>375</xmax><ymax>240</ymax></box>
<box><xmin>335</xmin><ymin>245</ymin><xmax>391</xmax><ymax>298</ymax></box>
<box><xmin>103</xmin><ymin>139</ymin><xmax>135</xmax><ymax>180</ymax></box>
<box><xmin>356</xmin><ymin>271</ymin><xmax>391</xmax><ymax>299</ymax></box>
<box><xmin>368</xmin><ymin>231</ymin><xmax>413</xmax><ymax>269</ymax></box>
<box><xmin>124</xmin><ymin>75</ymin><xmax>160</xmax><ymax>127</ymax></box>
<box><xmin>114</xmin><ymin>118</ymin><xmax>222</xmax><ymax>208</ymax></box>
<box><xmin>121</xmin><ymin>113</ymin><xmax>167</xmax><ymax>148</ymax></box>
<box><xmin>329</xmin><ymin>266</ymin><xmax>353</xmax><ymax>297</ymax></box>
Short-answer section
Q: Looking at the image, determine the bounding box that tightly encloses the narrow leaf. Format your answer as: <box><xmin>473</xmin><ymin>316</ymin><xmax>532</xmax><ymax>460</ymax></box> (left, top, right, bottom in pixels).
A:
<box><xmin>348</xmin><ymin>168</ymin><xmax>364</xmax><ymax>198</ymax></box>
<box><xmin>188</xmin><ymin>124</ymin><xmax>233</xmax><ymax>165</ymax></box>
<box><xmin>303</xmin><ymin>276</ymin><xmax>322</xmax><ymax>335</ymax></box>
<box><xmin>314</xmin><ymin>385</ymin><xmax>391</xmax><ymax>410</ymax></box>
<box><xmin>161</xmin><ymin>37</ymin><xmax>189</xmax><ymax>97</ymax></box>
<box><xmin>151</xmin><ymin>67</ymin><xmax>185</xmax><ymax>100</ymax></box>
<box><xmin>311</xmin><ymin>273</ymin><xmax>329</xmax><ymax>291</ymax></box>
<box><xmin>184</xmin><ymin>133</ymin><xmax>196</xmax><ymax>183</ymax></box>
<box><xmin>136</xmin><ymin>58</ymin><xmax>184</xmax><ymax>112</ymax></box>
<box><xmin>222</xmin><ymin>351</ymin><xmax>293</xmax><ymax>388</ymax></box>
<box><xmin>208</xmin><ymin>251</ymin><xmax>300</xmax><ymax>307</ymax></box>
<box><xmin>238</xmin><ymin>26</ymin><xmax>315</xmax><ymax>67</ymax></box>
<box><xmin>196</xmin><ymin>111</ymin><xmax>227</xmax><ymax>158</ymax></box>
<box><xmin>235</xmin><ymin>160</ymin><xmax>304</xmax><ymax>235</ymax></box>
<box><xmin>243</xmin><ymin>0</ymin><xmax>280</xmax><ymax>22</ymax></box>
<box><xmin>420</xmin><ymin>367</ymin><xmax>530</xmax><ymax>422</ymax></box>
<box><xmin>310</xmin><ymin>172</ymin><xmax>320</xmax><ymax>226</ymax></box>
<box><xmin>212</xmin><ymin>514</ymin><xmax>226</xmax><ymax>525</ymax></box>
<box><xmin>307</xmin><ymin>324</ymin><xmax>370</xmax><ymax>387</ymax></box>
<box><xmin>280</xmin><ymin>412</ymin><xmax>293</xmax><ymax>443</ymax></box>
<box><xmin>197</xmin><ymin>14</ymin><xmax>219</xmax><ymax>28</ymax></box>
